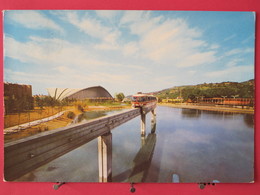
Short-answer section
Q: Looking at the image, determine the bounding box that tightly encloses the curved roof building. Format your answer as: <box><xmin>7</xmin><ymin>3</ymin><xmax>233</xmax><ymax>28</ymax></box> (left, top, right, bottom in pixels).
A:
<box><xmin>47</xmin><ymin>86</ymin><xmax>113</xmax><ymax>100</ymax></box>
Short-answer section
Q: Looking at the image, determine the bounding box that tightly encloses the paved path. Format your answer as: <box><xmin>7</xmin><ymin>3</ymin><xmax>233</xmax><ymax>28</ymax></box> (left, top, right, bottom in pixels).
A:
<box><xmin>4</xmin><ymin>111</ymin><xmax>66</xmax><ymax>134</ymax></box>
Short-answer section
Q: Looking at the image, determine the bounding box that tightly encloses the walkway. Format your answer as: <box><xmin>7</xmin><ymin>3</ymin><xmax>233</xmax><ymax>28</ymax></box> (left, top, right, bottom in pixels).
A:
<box><xmin>4</xmin><ymin>111</ymin><xmax>66</xmax><ymax>134</ymax></box>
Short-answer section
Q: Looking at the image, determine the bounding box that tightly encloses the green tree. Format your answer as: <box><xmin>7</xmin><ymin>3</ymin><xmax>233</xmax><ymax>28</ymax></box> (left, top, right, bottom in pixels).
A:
<box><xmin>115</xmin><ymin>93</ymin><xmax>125</xmax><ymax>102</ymax></box>
<box><xmin>43</xmin><ymin>96</ymin><xmax>58</xmax><ymax>114</ymax></box>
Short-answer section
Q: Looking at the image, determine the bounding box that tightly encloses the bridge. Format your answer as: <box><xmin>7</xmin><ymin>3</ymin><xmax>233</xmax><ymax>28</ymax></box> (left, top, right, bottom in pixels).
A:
<box><xmin>4</xmin><ymin>102</ymin><xmax>157</xmax><ymax>182</ymax></box>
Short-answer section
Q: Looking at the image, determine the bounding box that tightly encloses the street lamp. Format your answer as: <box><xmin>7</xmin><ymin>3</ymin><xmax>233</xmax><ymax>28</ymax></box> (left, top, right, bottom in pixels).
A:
<box><xmin>200</xmin><ymin>96</ymin><xmax>205</xmax><ymax>104</ymax></box>
<box><xmin>196</xmin><ymin>97</ymin><xmax>199</xmax><ymax>104</ymax></box>
<box><xmin>231</xmin><ymin>95</ymin><xmax>239</xmax><ymax>107</ymax></box>
<box><xmin>222</xmin><ymin>96</ymin><xmax>227</xmax><ymax>105</ymax></box>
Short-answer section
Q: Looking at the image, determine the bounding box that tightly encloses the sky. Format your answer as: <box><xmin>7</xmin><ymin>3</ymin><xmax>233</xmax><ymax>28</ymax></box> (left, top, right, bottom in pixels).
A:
<box><xmin>3</xmin><ymin>10</ymin><xmax>255</xmax><ymax>96</ymax></box>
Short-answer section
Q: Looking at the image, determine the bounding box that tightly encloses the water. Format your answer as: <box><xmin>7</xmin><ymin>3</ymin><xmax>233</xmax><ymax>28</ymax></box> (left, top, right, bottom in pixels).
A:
<box><xmin>75</xmin><ymin>109</ymin><xmax>123</xmax><ymax>123</ymax></box>
<box><xmin>16</xmin><ymin>106</ymin><xmax>254</xmax><ymax>183</ymax></box>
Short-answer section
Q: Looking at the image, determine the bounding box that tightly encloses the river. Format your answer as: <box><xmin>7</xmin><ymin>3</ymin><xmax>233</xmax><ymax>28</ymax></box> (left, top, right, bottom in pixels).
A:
<box><xmin>16</xmin><ymin>106</ymin><xmax>254</xmax><ymax>183</ymax></box>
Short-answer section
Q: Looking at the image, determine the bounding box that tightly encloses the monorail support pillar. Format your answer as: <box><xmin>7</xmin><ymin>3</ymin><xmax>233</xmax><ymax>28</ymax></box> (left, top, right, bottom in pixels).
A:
<box><xmin>151</xmin><ymin>109</ymin><xmax>156</xmax><ymax>123</ymax></box>
<box><xmin>98</xmin><ymin>132</ymin><xmax>112</xmax><ymax>182</ymax></box>
<box><xmin>141</xmin><ymin>109</ymin><xmax>146</xmax><ymax>137</ymax></box>
<box><xmin>151</xmin><ymin>109</ymin><xmax>156</xmax><ymax>133</ymax></box>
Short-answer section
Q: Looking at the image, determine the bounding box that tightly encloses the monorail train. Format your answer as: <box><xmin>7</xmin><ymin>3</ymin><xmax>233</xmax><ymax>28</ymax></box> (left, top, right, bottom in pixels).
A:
<box><xmin>131</xmin><ymin>93</ymin><xmax>157</xmax><ymax>108</ymax></box>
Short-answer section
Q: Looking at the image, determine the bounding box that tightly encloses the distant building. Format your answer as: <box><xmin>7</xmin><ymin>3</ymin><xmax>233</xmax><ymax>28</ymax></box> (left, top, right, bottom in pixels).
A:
<box><xmin>47</xmin><ymin>86</ymin><xmax>113</xmax><ymax>101</ymax></box>
<box><xmin>4</xmin><ymin>83</ymin><xmax>34</xmax><ymax>114</ymax></box>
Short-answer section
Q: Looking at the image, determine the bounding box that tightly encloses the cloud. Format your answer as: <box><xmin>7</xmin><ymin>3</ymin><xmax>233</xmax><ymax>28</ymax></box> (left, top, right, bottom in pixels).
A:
<box><xmin>122</xmin><ymin>42</ymin><xmax>140</xmax><ymax>56</ymax></box>
<box><xmin>223</xmin><ymin>34</ymin><xmax>236</xmax><ymax>42</ymax></box>
<box><xmin>56</xmin><ymin>11</ymin><xmax>121</xmax><ymax>49</ymax></box>
<box><xmin>4</xmin><ymin>36</ymin><xmax>124</xmax><ymax>70</ymax></box>
<box><xmin>4</xmin><ymin>68</ymin><xmax>94</xmax><ymax>94</ymax></box>
<box><xmin>5</xmin><ymin>36</ymin><xmax>82</xmax><ymax>66</ymax></box>
<box><xmin>120</xmin><ymin>11</ymin><xmax>216</xmax><ymax>67</ymax></box>
<box><xmin>226</xmin><ymin>58</ymin><xmax>243</xmax><ymax>67</ymax></box>
<box><xmin>4</xmin><ymin>68</ymin><xmax>61</xmax><ymax>94</ymax></box>
<box><xmin>54</xmin><ymin>66</ymin><xmax>76</xmax><ymax>74</ymax></box>
<box><xmin>225</xmin><ymin>49</ymin><xmax>243</xmax><ymax>56</ymax></box>
<box><xmin>206</xmin><ymin>65</ymin><xmax>254</xmax><ymax>80</ymax></box>
<box><xmin>177</xmin><ymin>51</ymin><xmax>216</xmax><ymax>67</ymax></box>
<box><xmin>188</xmin><ymin>70</ymin><xmax>197</xmax><ymax>75</ymax></box>
<box><xmin>210</xmin><ymin>44</ymin><xmax>220</xmax><ymax>49</ymax></box>
<box><xmin>5</xmin><ymin>10</ymin><xmax>64</xmax><ymax>33</ymax></box>
<box><xmin>153</xmin><ymin>76</ymin><xmax>177</xmax><ymax>87</ymax></box>
<box><xmin>95</xmin><ymin>10</ymin><xmax>118</xmax><ymax>20</ymax></box>
<box><xmin>4</xmin><ymin>34</ymin><xmax>136</xmax><ymax>93</ymax></box>
<box><xmin>94</xmin><ymin>43</ymin><xmax>119</xmax><ymax>50</ymax></box>
<box><xmin>242</xmin><ymin>35</ymin><xmax>255</xmax><ymax>44</ymax></box>
<box><xmin>66</xmin><ymin>12</ymin><xmax>111</xmax><ymax>38</ymax></box>
<box><xmin>51</xmin><ymin>11</ymin><xmax>219</xmax><ymax>68</ymax></box>
<box><xmin>120</xmin><ymin>11</ymin><xmax>151</xmax><ymax>25</ymax></box>
<box><xmin>225</xmin><ymin>47</ymin><xmax>254</xmax><ymax>56</ymax></box>
<box><xmin>86</xmin><ymin>72</ymin><xmax>131</xmax><ymax>83</ymax></box>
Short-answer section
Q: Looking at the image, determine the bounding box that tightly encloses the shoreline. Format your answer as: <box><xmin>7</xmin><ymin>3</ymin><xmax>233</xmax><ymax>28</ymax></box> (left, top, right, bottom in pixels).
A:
<box><xmin>159</xmin><ymin>103</ymin><xmax>254</xmax><ymax>114</ymax></box>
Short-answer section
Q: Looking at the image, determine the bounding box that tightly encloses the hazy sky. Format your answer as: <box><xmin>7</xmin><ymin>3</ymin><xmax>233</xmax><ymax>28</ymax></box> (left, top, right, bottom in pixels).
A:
<box><xmin>4</xmin><ymin>10</ymin><xmax>255</xmax><ymax>96</ymax></box>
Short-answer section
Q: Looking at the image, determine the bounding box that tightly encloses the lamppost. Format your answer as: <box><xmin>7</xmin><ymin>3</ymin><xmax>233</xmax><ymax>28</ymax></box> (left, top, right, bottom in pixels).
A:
<box><xmin>200</xmin><ymin>96</ymin><xmax>205</xmax><ymax>104</ymax></box>
<box><xmin>231</xmin><ymin>95</ymin><xmax>239</xmax><ymax>107</ymax></box>
<box><xmin>231</xmin><ymin>95</ymin><xmax>239</xmax><ymax>99</ymax></box>
<box><xmin>222</xmin><ymin>96</ymin><xmax>227</xmax><ymax>105</ymax></box>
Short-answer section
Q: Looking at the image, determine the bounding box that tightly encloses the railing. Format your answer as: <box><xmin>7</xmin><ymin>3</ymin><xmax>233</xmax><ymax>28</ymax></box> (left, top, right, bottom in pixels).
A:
<box><xmin>4</xmin><ymin>103</ymin><xmax>157</xmax><ymax>181</ymax></box>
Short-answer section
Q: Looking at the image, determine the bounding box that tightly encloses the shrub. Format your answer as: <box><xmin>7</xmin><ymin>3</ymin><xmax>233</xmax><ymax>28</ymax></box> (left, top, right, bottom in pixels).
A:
<box><xmin>77</xmin><ymin>104</ymin><xmax>84</xmax><ymax>112</ymax></box>
<box><xmin>67</xmin><ymin>111</ymin><xmax>76</xmax><ymax>119</ymax></box>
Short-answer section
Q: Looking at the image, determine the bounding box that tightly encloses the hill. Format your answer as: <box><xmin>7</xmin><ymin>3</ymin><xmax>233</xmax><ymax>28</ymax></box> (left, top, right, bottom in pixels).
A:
<box><xmin>152</xmin><ymin>79</ymin><xmax>254</xmax><ymax>101</ymax></box>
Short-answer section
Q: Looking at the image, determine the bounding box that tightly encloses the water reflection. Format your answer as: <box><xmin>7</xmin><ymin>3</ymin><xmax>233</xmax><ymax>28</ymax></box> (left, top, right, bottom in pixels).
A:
<box><xmin>128</xmin><ymin>133</ymin><xmax>157</xmax><ymax>183</ymax></box>
<box><xmin>181</xmin><ymin>108</ymin><xmax>255</xmax><ymax>128</ymax></box>
<box><xmin>201</xmin><ymin>110</ymin><xmax>235</xmax><ymax>118</ymax></box>
<box><xmin>76</xmin><ymin>110</ymin><xmax>111</xmax><ymax>123</ymax></box>
<box><xmin>112</xmin><ymin>115</ymin><xmax>157</xmax><ymax>182</ymax></box>
<box><xmin>181</xmin><ymin>109</ymin><xmax>201</xmax><ymax>118</ymax></box>
<box><xmin>73</xmin><ymin>111</ymin><xmax>106</xmax><ymax>123</ymax></box>
<box><xmin>243</xmin><ymin>114</ymin><xmax>254</xmax><ymax>128</ymax></box>
<box><xmin>151</xmin><ymin>120</ymin><xmax>156</xmax><ymax>134</ymax></box>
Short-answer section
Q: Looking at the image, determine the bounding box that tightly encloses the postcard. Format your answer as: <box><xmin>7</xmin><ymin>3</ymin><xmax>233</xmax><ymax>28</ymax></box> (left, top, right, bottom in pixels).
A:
<box><xmin>3</xmin><ymin>10</ymin><xmax>255</xmax><ymax>183</ymax></box>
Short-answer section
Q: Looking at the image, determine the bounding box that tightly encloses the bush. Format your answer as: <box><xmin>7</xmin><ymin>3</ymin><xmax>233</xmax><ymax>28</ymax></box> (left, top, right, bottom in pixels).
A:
<box><xmin>67</xmin><ymin>111</ymin><xmax>76</xmax><ymax>119</ymax></box>
<box><xmin>77</xmin><ymin>104</ymin><xmax>84</xmax><ymax>112</ymax></box>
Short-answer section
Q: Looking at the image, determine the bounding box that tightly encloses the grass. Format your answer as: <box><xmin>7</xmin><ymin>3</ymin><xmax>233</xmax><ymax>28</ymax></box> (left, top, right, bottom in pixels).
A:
<box><xmin>4</xmin><ymin>111</ymin><xmax>72</xmax><ymax>142</ymax></box>
<box><xmin>4</xmin><ymin>107</ymin><xmax>63</xmax><ymax>128</ymax></box>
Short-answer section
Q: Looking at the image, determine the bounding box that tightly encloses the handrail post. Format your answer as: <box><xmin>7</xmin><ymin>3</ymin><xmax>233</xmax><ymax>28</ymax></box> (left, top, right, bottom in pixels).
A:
<box><xmin>98</xmin><ymin>131</ymin><xmax>112</xmax><ymax>182</ymax></box>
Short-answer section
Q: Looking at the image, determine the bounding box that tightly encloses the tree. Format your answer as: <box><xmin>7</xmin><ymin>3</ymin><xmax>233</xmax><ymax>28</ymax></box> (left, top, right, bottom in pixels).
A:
<box><xmin>115</xmin><ymin>93</ymin><xmax>125</xmax><ymax>102</ymax></box>
<box><xmin>43</xmin><ymin>96</ymin><xmax>58</xmax><ymax>114</ymax></box>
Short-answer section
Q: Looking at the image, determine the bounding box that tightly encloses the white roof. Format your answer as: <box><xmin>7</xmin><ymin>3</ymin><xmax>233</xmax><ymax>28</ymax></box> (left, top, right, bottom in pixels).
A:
<box><xmin>47</xmin><ymin>88</ymin><xmax>82</xmax><ymax>100</ymax></box>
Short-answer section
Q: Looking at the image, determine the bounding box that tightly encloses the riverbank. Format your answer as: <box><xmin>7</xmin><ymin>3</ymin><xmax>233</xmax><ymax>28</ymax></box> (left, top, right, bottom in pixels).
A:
<box><xmin>159</xmin><ymin>103</ymin><xmax>254</xmax><ymax>114</ymax></box>
<box><xmin>4</xmin><ymin>104</ymin><xmax>131</xmax><ymax>142</ymax></box>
